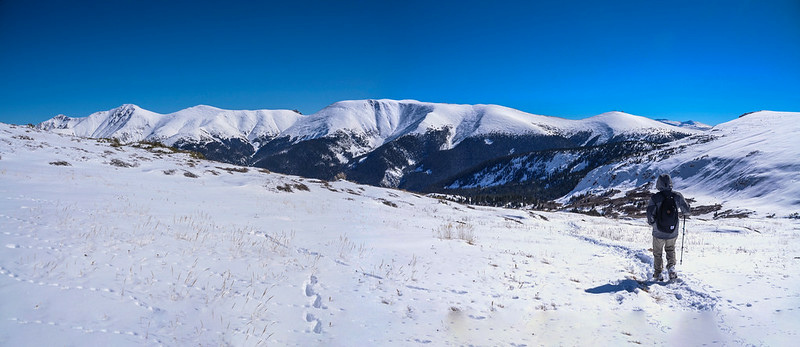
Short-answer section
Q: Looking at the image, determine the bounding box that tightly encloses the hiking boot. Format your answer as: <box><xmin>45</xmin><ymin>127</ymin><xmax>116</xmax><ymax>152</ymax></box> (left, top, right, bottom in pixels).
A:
<box><xmin>653</xmin><ymin>272</ymin><xmax>663</xmax><ymax>281</ymax></box>
<box><xmin>668</xmin><ymin>267</ymin><xmax>678</xmax><ymax>280</ymax></box>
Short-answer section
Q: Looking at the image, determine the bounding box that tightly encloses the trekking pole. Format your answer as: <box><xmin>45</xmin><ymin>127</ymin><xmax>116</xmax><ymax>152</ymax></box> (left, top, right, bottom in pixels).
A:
<box><xmin>680</xmin><ymin>214</ymin><xmax>686</xmax><ymax>265</ymax></box>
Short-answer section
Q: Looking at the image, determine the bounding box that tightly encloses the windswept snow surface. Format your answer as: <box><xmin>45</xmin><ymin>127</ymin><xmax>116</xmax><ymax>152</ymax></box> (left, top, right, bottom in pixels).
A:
<box><xmin>2</xmin><ymin>123</ymin><xmax>799</xmax><ymax>345</ymax></box>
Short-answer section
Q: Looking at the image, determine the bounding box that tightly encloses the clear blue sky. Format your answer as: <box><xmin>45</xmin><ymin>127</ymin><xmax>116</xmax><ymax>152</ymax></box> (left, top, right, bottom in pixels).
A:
<box><xmin>1</xmin><ymin>0</ymin><xmax>798</xmax><ymax>125</ymax></box>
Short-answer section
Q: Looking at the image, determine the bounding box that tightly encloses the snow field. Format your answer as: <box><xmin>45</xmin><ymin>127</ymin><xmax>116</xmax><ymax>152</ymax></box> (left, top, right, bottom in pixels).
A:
<box><xmin>1</xmin><ymin>123</ymin><xmax>799</xmax><ymax>345</ymax></box>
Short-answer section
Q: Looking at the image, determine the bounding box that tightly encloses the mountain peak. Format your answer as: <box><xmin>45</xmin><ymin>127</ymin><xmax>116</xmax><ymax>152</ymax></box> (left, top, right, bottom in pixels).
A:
<box><xmin>106</xmin><ymin>104</ymin><xmax>142</xmax><ymax>126</ymax></box>
<box><xmin>185</xmin><ymin>104</ymin><xmax>224</xmax><ymax>112</ymax></box>
<box><xmin>586</xmin><ymin>111</ymin><xmax>652</xmax><ymax>124</ymax></box>
<box><xmin>595</xmin><ymin>111</ymin><xmax>636</xmax><ymax>117</ymax></box>
<box><xmin>113</xmin><ymin>104</ymin><xmax>143</xmax><ymax>112</ymax></box>
<box><xmin>582</xmin><ymin>111</ymin><xmax>683</xmax><ymax>132</ymax></box>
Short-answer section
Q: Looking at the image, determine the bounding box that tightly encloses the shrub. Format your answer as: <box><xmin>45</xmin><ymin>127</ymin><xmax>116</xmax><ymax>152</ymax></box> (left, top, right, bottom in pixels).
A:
<box><xmin>216</xmin><ymin>166</ymin><xmax>249</xmax><ymax>174</ymax></box>
<box><xmin>379</xmin><ymin>199</ymin><xmax>398</xmax><ymax>208</ymax></box>
<box><xmin>436</xmin><ymin>222</ymin><xmax>476</xmax><ymax>245</ymax></box>
<box><xmin>275</xmin><ymin>182</ymin><xmax>310</xmax><ymax>193</ymax></box>
<box><xmin>109</xmin><ymin>159</ymin><xmax>136</xmax><ymax>168</ymax></box>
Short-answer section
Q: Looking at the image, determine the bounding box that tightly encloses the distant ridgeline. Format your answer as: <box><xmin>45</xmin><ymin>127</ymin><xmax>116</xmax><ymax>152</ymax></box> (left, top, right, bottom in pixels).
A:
<box><xmin>39</xmin><ymin>100</ymin><xmax>798</xmax><ymax>217</ymax></box>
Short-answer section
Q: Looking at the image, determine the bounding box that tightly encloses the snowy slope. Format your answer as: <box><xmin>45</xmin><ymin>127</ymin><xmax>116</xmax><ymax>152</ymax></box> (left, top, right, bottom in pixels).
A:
<box><xmin>2</xmin><ymin>123</ymin><xmax>799</xmax><ymax>345</ymax></box>
<box><xmin>564</xmin><ymin>111</ymin><xmax>800</xmax><ymax>215</ymax></box>
<box><xmin>442</xmin><ymin>141</ymin><xmax>657</xmax><ymax>198</ymax></box>
<box><xmin>572</xmin><ymin>111</ymin><xmax>703</xmax><ymax>144</ymax></box>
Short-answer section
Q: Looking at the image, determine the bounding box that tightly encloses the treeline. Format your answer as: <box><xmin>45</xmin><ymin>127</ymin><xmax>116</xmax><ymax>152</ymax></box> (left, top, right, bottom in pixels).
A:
<box><xmin>460</xmin><ymin>194</ymin><xmax>561</xmax><ymax>210</ymax></box>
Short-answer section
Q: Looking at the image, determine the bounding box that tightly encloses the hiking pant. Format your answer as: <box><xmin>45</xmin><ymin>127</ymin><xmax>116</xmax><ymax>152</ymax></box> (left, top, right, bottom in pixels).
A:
<box><xmin>652</xmin><ymin>236</ymin><xmax>677</xmax><ymax>273</ymax></box>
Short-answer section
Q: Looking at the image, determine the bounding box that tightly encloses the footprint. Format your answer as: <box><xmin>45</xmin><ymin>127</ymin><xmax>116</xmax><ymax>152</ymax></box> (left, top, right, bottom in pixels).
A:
<box><xmin>305</xmin><ymin>283</ymin><xmax>315</xmax><ymax>297</ymax></box>
<box><xmin>304</xmin><ymin>312</ymin><xmax>322</xmax><ymax>334</ymax></box>
<box><xmin>312</xmin><ymin>320</ymin><xmax>322</xmax><ymax>334</ymax></box>
<box><xmin>302</xmin><ymin>275</ymin><xmax>325</xmax><ymax>333</ymax></box>
<box><xmin>312</xmin><ymin>294</ymin><xmax>322</xmax><ymax>308</ymax></box>
<box><xmin>305</xmin><ymin>275</ymin><xmax>318</xmax><ymax>297</ymax></box>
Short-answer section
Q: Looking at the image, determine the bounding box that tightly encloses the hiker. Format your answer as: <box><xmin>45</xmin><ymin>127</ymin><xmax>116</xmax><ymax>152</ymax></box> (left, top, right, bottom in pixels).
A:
<box><xmin>646</xmin><ymin>174</ymin><xmax>690</xmax><ymax>281</ymax></box>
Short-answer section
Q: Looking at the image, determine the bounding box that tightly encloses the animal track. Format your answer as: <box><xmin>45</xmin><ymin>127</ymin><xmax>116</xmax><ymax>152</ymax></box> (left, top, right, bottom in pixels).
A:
<box><xmin>0</xmin><ymin>266</ymin><xmax>159</xmax><ymax>312</ymax></box>
<box><xmin>7</xmin><ymin>317</ymin><xmax>161</xmax><ymax>344</ymax></box>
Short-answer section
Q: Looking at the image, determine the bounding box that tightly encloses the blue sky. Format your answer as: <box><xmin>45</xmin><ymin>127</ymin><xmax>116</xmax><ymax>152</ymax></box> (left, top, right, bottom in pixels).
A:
<box><xmin>1</xmin><ymin>0</ymin><xmax>798</xmax><ymax>125</ymax></box>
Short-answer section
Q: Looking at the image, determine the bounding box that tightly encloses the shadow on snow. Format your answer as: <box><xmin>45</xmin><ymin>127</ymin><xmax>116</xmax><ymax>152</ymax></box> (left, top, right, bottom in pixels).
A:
<box><xmin>584</xmin><ymin>278</ymin><xmax>669</xmax><ymax>294</ymax></box>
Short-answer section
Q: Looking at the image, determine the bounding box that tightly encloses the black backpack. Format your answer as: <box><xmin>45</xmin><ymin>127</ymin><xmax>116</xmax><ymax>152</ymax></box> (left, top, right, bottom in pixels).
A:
<box><xmin>656</xmin><ymin>191</ymin><xmax>679</xmax><ymax>232</ymax></box>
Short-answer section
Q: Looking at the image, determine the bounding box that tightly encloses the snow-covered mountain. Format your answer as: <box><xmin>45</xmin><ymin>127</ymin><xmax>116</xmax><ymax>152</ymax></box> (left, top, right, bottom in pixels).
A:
<box><xmin>38</xmin><ymin>99</ymin><xmax>700</xmax><ymax>190</ymax></box>
<box><xmin>40</xmin><ymin>104</ymin><xmax>302</xmax><ymax>145</ymax></box>
<box><xmin>39</xmin><ymin>104</ymin><xmax>302</xmax><ymax>165</ymax></box>
<box><xmin>432</xmin><ymin>110</ymin><xmax>799</xmax><ymax>217</ymax></box>
<box><xmin>441</xmin><ymin>141</ymin><xmax>659</xmax><ymax>201</ymax></box>
<box><xmin>563</xmin><ymin>111</ymin><xmax>800</xmax><ymax>215</ymax></box>
<box><xmin>40</xmin><ymin>100</ymin><xmax>698</xmax><ymax>150</ymax></box>
<box><xmin>656</xmin><ymin>119</ymin><xmax>713</xmax><ymax>131</ymax></box>
<box><xmin>2</xmin><ymin>122</ymin><xmax>799</xmax><ymax>345</ymax></box>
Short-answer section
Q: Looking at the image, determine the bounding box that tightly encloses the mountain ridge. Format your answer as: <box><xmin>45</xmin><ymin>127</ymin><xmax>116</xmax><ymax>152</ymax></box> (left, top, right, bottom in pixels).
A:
<box><xmin>36</xmin><ymin>99</ymin><xmax>704</xmax><ymax>202</ymax></box>
<box><xmin>39</xmin><ymin>99</ymin><xmax>701</xmax><ymax>148</ymax></box>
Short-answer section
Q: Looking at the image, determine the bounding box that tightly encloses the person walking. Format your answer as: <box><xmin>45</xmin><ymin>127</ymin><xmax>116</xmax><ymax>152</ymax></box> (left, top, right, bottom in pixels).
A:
<box><xmin>646</xmin><ymin>174</ymin><xmax>690</xmax><ymax>281</ymax></box>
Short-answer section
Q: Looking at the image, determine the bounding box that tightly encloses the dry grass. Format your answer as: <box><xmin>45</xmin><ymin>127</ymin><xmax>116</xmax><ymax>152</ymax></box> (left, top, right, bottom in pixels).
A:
<box><xmin>435</xmin><ymin>221</ymin><xmax>476</xmax><ymax>245</ymax></box>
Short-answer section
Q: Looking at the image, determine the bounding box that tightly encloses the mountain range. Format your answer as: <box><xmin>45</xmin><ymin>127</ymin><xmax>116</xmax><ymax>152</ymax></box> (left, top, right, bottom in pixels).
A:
<box><xmin>36</xmin><ymin>99</ymin><xmax>797</xmax><ymax>215</ymax></box>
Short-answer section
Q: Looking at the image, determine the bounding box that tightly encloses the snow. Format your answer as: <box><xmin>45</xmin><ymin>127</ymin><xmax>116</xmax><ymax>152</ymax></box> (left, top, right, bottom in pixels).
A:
<box><xmin>572</xmin><ymin>111</ymin><xmax>697</xmax><ymax>144</ymax></box>
<box><xmin>38</xmin><ymin>99</ymin><xmax>700</xmax><ymax>153</ymax></box>
<box><xmin>446</xmin><ymin>151</ymin><xmax>585</xmax><ymax>190</ymax></box>
<box><xmin>282</xmin><ymin>101</ymin><xmax>699</xmax><ymax>149</ymax></box>
<box><xmin>39</xmin><ymin>104</ymin><xmax>302</xmax><ymax>147</ymax></box>
<box><xmin>2</xmin><ymin>123</ymin><xmax>799</xmax><ymax>345</ymax></box>
<box><xmin>656</xmin><ymin>119</ymin><xmax>713</xmax><ymax>131</ymax></box>
<box><xmin>565</xmin><ymin>111</ymin><xmax>800</xmax><ymax>215</ymax></box>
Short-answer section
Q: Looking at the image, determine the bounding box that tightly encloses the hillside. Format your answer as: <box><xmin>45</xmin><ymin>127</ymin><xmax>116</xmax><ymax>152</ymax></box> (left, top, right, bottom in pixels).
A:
<box><xmin>563</xmin><ymin>111</ymin><xmax>800</xmax><ymax>216</ymax></box>
<box><xmin>2</xmin><ymin>122</ymin><xmax>799</xmax><ymax>345</ymax></box>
